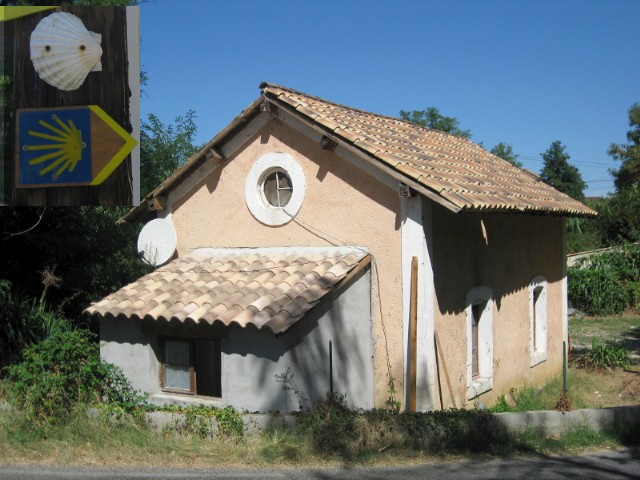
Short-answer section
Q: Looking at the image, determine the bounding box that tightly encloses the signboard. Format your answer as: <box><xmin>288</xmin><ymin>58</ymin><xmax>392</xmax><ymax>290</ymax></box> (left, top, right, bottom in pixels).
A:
<box><xmin>16</xmin><ymin>106</ymin><xmax>137</xmax><ymax>188</ymax></box>
<box><xmin>0</xmin><ymin>7</ymin><xmax>58</xmax><ymax>22</ymax></box>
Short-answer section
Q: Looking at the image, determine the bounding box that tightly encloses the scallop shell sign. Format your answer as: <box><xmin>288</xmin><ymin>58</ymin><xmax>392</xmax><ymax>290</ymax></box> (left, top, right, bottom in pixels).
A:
<box><xmin>30</xmin><ymin>12</ymin><xmax>103</xmax><ymax>91</ymax></box>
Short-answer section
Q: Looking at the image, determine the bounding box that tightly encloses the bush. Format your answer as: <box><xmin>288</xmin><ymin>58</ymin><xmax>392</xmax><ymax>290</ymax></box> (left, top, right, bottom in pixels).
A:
<box><xmin>2</xmin><ymin>329</ymin><xmax>145</xmax><ymax>423</ymax></box>
<box><xmin>0</xmin><ymin>280</ymin><xmax>71</xmax><ymax>369</ymax></box>
<box><xmin>568</xmin><ymin>243</ymin><xmax>640</xmax><ymax>315</ymax></box>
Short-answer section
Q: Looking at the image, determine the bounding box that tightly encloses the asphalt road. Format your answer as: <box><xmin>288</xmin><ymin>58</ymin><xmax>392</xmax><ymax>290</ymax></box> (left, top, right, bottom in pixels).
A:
<box><xmin>1</xmin><ymin>448</ymin><xmax>639</xmax><ymax>480</ymax></box>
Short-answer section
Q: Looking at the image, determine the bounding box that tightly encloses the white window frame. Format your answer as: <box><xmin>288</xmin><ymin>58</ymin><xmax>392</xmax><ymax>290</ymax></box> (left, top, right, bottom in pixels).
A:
<box><xmin>466</xmin><ymin>286</ymin><xmax>493</xmax><ymax>399</ymax></box>
<box><xmin>245</xmin><ymin>152</ymin><xmax>305</xmax><ymax>226</ymax></box>
<box><xmin>529</xmin><ymin>275</ymin><xmax>548</xmax><ymax>367</ymax></box>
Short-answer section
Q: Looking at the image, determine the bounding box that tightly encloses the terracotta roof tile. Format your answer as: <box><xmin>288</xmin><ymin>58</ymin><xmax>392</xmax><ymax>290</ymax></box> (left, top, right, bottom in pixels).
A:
<box><xmin>261</xmin><ymin>83</ymin><xmax>596</xmax><ymax>217</ymax></box>
<box><xmin>85</xmin><ymin>247</ymin><xmax>369</xmax><ymax>334</ymax></box>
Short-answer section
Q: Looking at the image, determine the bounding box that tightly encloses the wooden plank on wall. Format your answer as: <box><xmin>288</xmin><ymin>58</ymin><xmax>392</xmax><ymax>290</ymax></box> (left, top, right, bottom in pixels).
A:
<box><xmin>409</xmin><ymin>256</ymin><xmax>418</xmax><ymax>412</ymax></box>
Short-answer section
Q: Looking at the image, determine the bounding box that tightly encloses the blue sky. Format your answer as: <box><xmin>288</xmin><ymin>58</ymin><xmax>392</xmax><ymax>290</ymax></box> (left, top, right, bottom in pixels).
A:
<box><xmin>140</xmin><ymin>0</ymin><xmax>640</xmax><ymax>197</ymax></box>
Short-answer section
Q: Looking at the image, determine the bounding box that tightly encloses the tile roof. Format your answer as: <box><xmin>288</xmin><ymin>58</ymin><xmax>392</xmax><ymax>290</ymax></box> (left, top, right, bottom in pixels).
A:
<box><xmin>121</xmin><ymin>82</ymin><xmax>595</xmax><ymax>223</ymax></box>
<box><xmin>85</xmin><ymin>247</ymin><xmax>370</xmax><ymax>334</ymax></box>
<box><xmin>261</xmin><ymin>83</ymin><xmax>596</xmax><ymax>217</ymax></box>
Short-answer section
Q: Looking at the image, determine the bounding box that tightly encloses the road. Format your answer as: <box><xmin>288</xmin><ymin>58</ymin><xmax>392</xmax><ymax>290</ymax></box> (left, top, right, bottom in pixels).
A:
<box><xmin>1</xmin><ymin>448</ymin><xmax>638</xmax><ymax>479</ymax></box>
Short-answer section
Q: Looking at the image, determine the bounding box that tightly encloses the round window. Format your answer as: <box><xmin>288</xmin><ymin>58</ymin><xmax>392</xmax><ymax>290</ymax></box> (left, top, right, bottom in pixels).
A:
<box><xmin>245</xmin><ymin>153</ymin><xmax>305</xmax><ymax>226</ymax></box>
<box><xmin>261</xmin><ymin>168</ymin><xmax>292</xmax><ymax>208</ymax></box>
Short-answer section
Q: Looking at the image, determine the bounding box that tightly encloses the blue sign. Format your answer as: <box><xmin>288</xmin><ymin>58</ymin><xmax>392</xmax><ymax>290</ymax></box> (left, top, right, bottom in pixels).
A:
<box><xmin>18</xmin><ymin>108</ymin><xmax>92</xmax><ymax>185</ymax></box>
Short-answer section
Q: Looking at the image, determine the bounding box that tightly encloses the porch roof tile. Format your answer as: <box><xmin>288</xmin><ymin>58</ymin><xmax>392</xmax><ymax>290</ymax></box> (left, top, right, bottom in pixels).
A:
<box><xmin>85</xmin><ymin>247</ymin><xmax>370</xmax><ymax>334</ymax></box>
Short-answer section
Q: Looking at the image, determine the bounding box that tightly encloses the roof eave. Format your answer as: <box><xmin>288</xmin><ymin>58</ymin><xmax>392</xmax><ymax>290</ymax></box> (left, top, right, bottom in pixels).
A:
<box><xmin>118</xmin><ymin>96</ymin><xmax>265</xmax><ymax>224</ymax></box>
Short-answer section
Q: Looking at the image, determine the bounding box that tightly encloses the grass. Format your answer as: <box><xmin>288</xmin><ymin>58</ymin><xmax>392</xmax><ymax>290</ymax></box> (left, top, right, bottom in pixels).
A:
<box><xmin>490</xmin><ymin>314</ymin><xmax>640</xmax><ymax>413</ymax></box>
<box><xmin>1</xmin><ymin>315</ymin><xmax>638</xmax><ymax>468</ymax></box>
<box><xmin>569</xmin><ymin>315</ymin><xmax>640</xmax><ymax>349</ymax></box>
<box><xmin>0</xmin><ymin>406</ymin><xmax>630</xmax><ymax>468</ymax></box>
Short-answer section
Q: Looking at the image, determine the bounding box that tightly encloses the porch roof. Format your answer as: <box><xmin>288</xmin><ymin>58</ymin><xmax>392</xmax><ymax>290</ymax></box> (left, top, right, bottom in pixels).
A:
<box><xmin>85</xmin><ymin>246</ymin><xmax>370</xmax><ymax>334</ymax></box>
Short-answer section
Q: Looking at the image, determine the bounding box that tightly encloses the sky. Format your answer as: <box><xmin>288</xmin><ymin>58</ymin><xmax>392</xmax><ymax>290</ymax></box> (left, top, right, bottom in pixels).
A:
<box><xmin>139</xmin><ymin>0</ymin><xmax>640</xmax><ymax>197</ymax></box>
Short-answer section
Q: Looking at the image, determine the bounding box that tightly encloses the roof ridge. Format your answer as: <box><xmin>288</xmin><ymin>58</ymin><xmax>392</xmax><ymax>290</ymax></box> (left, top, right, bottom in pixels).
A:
<box><xmin>259</xmin><ymin>81</ymin><xmax>477</xmax><ymax>143</ymax></box>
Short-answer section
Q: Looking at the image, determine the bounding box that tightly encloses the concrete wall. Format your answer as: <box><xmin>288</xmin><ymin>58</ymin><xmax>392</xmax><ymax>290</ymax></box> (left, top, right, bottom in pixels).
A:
<box><xmin>167</xmin><ymin>115</ymin><xmax>403</xmax><ymax>407</ymax></box>
<box><xmin>429</xmin><ymin>202</ymin><xmax>565</xmax><ymax>409</ymax></box>
<box><xmin>100</xmin><ymin>269</ymin><xmax>373</xmax><ymax>412</ymax></box>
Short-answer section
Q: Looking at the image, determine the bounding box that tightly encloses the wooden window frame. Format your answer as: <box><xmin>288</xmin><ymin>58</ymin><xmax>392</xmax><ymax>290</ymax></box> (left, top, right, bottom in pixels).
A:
<box><xmin>160</xmin><ymin>337</ymin><xmax>196</xmax><ymax>395</ymax></box>
<box><xmin>159</xmin><ymin>336</ymin><xmax>222</xmax><ymax>397</ymax></box>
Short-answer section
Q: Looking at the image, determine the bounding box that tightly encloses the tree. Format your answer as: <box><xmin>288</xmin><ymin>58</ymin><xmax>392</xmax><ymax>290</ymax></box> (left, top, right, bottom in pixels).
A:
<box><xmin>399</xmin><ymin>107</ymin><xmax>471</xmax><ymax>138</ymax></box>
<box><xmin>140</xmin><ymin>110</ymin><xmax>201</xmax><ymax>198</ymax></box>
<box><xmin>539</xmin><ymin>141</ymin><xmax>586</xmax><ymax>201</ymax></box>
<box><xmin>609</xmin><ymin>102</ymin><xmax>640</xmax><ymax>192</ymax></box>
<box><xmin>490</xmin><ymin>142</ymin><xmax>522</xmax><ymax>168</ymax></box>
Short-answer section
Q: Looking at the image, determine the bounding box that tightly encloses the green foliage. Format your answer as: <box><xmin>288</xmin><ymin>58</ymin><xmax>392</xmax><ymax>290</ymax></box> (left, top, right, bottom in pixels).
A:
<box><xmin>0</xmin><ymin>280</ymin><xmax>70</xmax><ymax>368</ymax></box>
<box><xmin>2</xmin><ymin>329</ymin><xmax>146</xmax><ymax>423</ymax></box>
<box><xmin>488</xmin><ymin>387</ymin><xmax>547</xmax><ymax>413</ymax></box>
<box><xmin>399</xmin><ymin>107</ymin><xmax>471</xmax><ymax>138</ymax></box>
<box><xmin>0</xmin><ymin>207</ymin><xmax>152</xmax><ymax>320</ymax></box>
<box><xmin>540</xmin><ymin>140</ymin><xmax>586</xmax><ymax>201</ymax></box>
<box><xmin>491</xmin><ymin>142</ymin><xmax>523</xmax><ymax>168</ymax></box>
<box><xmin>156</xmin><ymin>404</ymin><xmax>244</xmax><ymax>439</ymax></box>
<box><xmin>568</xmin><ymin>243</ymin><xmax>640</xmax><ymax>315</ymax></box>
<box><xmin>140</xmin><ymin>110</ymin><xmax>201</xmax><ymax>198</ymax></box>
<box><xmin>609</xmin><ymin>102</ymin><xmax>640</xmax><ymax>192</ymax></box>
<box><xmin>599</xmin><ymin>185</ymin><xmax>640</xmax><ymax>245</ymax></box>
<box><xmin>571</xmin><ymin>337</ymin><xmax>631</xmax><ymax>371</ymax></box>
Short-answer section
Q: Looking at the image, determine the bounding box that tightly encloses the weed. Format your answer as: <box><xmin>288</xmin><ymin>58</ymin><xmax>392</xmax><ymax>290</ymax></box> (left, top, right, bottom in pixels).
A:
<box><xmin>274</xmin><ymin>368</ymin><xmax>308</xmax><ymax>409</ymax></box>
<box><xmin>572</xmin><ymin>337</ymin><xmax>631</xmax><ymax>371</ymax></box>
<box><xmin>385</xmin><ymin>375</ymin><xmax>401</xmax><ymax>413</ymax></box>
<box><xmin>156</xmin><ymin>404</ymin><xmax>244</xmax><ymax>439</ymax></box>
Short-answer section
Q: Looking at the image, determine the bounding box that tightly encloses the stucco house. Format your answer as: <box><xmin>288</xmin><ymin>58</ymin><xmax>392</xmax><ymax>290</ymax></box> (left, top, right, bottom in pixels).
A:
<box><xmin>86</xmin><ymin>83</ymin><xmax>595</xmax><ymax>412</ymax></box>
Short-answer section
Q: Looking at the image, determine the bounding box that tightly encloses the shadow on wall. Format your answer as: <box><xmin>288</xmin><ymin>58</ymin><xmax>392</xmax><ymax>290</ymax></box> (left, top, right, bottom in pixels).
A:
<box><xmin>430</xmin><ymin>203</ymin><xmax>565</xmax><ymax>315</ymax></box>
<box><xmin>223</xmin><ymin>264</ymin><xmax>373</xmax><ymax>412</ymax></box>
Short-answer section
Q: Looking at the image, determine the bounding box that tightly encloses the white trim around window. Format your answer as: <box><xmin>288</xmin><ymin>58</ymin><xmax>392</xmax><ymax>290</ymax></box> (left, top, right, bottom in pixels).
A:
<box><xmin>245</xmin><ymin>152</ymin><xmax>305</xmax><ymax>226</ymax></box>
<box><xmin>466</xmin><ymin>286</ymin><xmax>493</xmax><ymax>400</ymax></box>
<box><xmin>529</xmin><ymin>275</ymin><xmax>548</xmax><ymax>367</ymax></box>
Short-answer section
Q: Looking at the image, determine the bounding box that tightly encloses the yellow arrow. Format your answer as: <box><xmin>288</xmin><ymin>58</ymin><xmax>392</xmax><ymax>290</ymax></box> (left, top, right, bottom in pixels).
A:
<box><xmin>88</xmin><ymin>105</ymin><xmax>137</xmax><ymax>185</ymax></box>
<box><xmin>0</xmin><ymin>7</ymin><xmax>58</xmax><ymax>22</ymax></box>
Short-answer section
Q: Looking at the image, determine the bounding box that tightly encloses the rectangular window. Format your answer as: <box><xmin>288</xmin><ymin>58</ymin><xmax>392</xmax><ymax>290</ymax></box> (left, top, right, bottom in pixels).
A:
<box><xmin>161</xmin><ymin>338</ymin><xmax>221</xmax><ymax>397</ymax></box>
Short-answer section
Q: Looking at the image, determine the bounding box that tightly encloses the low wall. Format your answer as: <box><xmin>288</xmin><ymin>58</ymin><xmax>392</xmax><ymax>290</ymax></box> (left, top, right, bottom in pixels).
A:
<box><xmin>141</xmin><ymin>405</ymin><xmax>640</xmax><ymax>437</ymax></box>
<box><xmin>493</xmin><ymin>405</ymin><xmax>640</xmax><ymax>436</ymax></box>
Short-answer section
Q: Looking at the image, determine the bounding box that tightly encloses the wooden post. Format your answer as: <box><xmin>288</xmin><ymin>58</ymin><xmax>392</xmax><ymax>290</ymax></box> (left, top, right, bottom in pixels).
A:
<box><xmin>409</xmin><ymin>256</ymin><xmax>418</xmax><ymax>412</ymax></box>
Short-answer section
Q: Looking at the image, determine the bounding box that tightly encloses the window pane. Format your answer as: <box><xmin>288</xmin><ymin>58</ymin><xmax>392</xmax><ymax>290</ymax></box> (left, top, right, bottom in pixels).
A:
<box><xmin>263</xmin><ymin>170</ymin><xmax>292</xmax><ymax>208</ymax></box>
<box><xmin>165</xmin><ymin>365</ymin><xmax>191</xmax><ymax>391</ymax></box>
<box><xmin>165</xmin><ymin>340</ymin><xmax>190</xmax><ymax>366</ymax></box>
<box><xmin>263</xmin><ymin>172</ymin><xmax>279</xmax><ymax>206</ymax></box>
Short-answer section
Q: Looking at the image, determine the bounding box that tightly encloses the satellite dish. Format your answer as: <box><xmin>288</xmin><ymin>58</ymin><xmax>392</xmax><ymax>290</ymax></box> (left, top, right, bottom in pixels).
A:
<box><xmin>137</xmin><ymin>218</ymin><xmax>177</xmax><ymax>266</ymax></box>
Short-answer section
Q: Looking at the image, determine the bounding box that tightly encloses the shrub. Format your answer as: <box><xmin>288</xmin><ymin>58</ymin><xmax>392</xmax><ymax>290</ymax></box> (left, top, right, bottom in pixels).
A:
<box><xmin>568</xmin><ymin>243</ymin><xmax>640</xmax><ymax>315</ymax></box>
<box><xmin>2</xmin><ymin>329</ymin><xmax>145</xmax><ymax>423</ymax></box>
<box><xmin>0</xmin><ymin>280</ymin><xmax>71</xmax><ymax>369</ymax></box>
<box><xmin>571</xmin><ymin>337</ymin><xmax>631</xmax><ymax>371</ymax></box>
<box><xmin>294</xmin><ymin>394</ymin><xmax>512</xmax><ymax>458</ymax></box>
